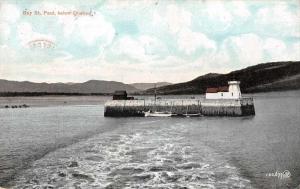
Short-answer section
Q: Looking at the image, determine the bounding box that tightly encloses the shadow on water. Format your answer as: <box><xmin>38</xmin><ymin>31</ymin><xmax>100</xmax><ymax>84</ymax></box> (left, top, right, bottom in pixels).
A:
<box><xmin>186</xmin><ymin>94</ymin><xmax>300</xmax><ymax>189</ymax></box>
<box><xmin>1</xmin><ymin>92</ymin><xmax>300</xmax><ymax>188</ymax></box>
<box><xmin>0</xmin><ymin>105</ymin><xmax>129</xmax><ymax>187</ymax></box>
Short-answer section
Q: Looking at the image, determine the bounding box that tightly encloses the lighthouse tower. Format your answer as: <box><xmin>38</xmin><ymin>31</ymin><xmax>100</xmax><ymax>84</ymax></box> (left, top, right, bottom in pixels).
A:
<box><xmin>205</xmin><ymin>81</ymin><xmax>242</xmax><ymax>99</ymax></box>
<box><xmin>228</xmin><ymin>81</ymin><xmax>241</xmax><ymax>99</ymax></box>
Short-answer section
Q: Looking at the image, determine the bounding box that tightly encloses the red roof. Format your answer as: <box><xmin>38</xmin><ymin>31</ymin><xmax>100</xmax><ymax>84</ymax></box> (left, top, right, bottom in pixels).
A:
<box><xmin>206</xmin><ymin>88</ymin><xmax>218</xmax><ymax>93</ymax></box>
<box><xmin>206</xmin><ymin>86</ymin><xmax>228</xmax><ymax>93</ymax></box>
<box><xmin>218</xmin><ymin>86</ymin><xmax>229</xmax><ymax>92</ymax></box>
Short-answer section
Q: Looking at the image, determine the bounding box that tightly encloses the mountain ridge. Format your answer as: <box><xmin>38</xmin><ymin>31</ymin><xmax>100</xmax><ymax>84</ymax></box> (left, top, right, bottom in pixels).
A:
<box><xmin>143</xmin><ymin>61</ymin><xmax>300</xmax><ymax>94</ymax></box>
<box><xmin>1</xmin><ymin>61</ymin><xmax>299</xmax><ymax>95</ymax></box>
<box><xmin>0</xmin><ymin>79</ymin><xmax>139</xmax><ymax>94</ymax></box>
<box><xmin>130</xmin><ymin>82</ymin><xmax>172</xmax><ymax>91</ymax></box>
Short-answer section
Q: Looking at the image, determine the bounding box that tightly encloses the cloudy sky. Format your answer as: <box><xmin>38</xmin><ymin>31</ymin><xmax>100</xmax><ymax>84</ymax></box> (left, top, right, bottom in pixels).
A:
<box><xmin>0</xmin><ymin>0</ymin><xmax>299</xmax><ymax>83</ymax></box>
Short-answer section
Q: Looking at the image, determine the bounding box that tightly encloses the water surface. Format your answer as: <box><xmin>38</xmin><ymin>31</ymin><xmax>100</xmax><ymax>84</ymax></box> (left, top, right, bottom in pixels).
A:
<box><xmin>0</xmin><ymin>92</ymin><xmax>299</xmax><ymax>188</ymax></box>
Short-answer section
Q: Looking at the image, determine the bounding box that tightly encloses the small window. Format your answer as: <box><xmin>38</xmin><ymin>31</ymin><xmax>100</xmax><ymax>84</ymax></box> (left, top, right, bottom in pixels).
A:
<box><xmin>221</xmin><ymin>93</ymin><xmax>223</xmax><ymax>96</ymax></box>
<box><xmin>232</xmin><ymin>92</ymin><xmax>233</xmax><ymax>96</ymax></box>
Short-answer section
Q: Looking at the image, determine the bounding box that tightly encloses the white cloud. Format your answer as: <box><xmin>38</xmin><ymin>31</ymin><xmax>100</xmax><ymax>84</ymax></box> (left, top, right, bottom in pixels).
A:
<box><xmin>165</xmin><ymin>4</ymin><xmax>192</xmax><ymax>34</ymax></box>
<box><xmin>213</xmin><ymin>34</ymin><xmax>300</xmax><ymax>72</ymax></box>
<box><xmin>116</xmin><ymin>36</ymin><xmax>146</xmax><ymax>60</ymax></box>
<box><xmin>0</xmin><ymin>22</ymin><xmax>10</xmax><ymax>40</ymax></box>
<box><xmin>231</xmin><ymin>1</ymin><xmax>251</xmax><ymax>18</ymax></box>
<box><xmin>0</xmin><ymin>45</ymin><xmax>18</xmax><ymax>80</ymax></box>
<box><xmin>203</xmin><ymin>1</ymin><xmax>232</xmax><ymax>30</ymax></box>
<box><xmin>222</xmin><ymin>33</ymin><xmax>264</xmax><ymax>66</ymax></box>
<box><xmin>59</xmin><ymin>13</ymin><xmax>115</xmax><ymax>46</ymax></box>
<box><xmin>103</xmin><ymin>0</ymin><xmax>154</xmax><ymax>10</ymax></box>
<box><xmin>256</xmin><ymin>2</ymin><xmax>300</xmax><ymax>37</ymax></box>
<box><xmin>17</xmin><ymin>22</ymin><xmax>56</xmax><ymax>47</ymax></box>
<box><xmin>139</xmin><ymin>35</ymin><xmax>167</xmax><ymax>56</ymax></box>
<box><xmin>1</xmin><ymin>1</ymin><xmax>299</xmax><ymax>84</ymax></box>
<box><xmin>0</xmin><ymin>3</ymin><xmax>20</xmax><ymax>23</ymax></box>
<box><xmin>2</xmin><ymin>35</ymin><xmax>299</xmax><ymax>84</ymax></box>
<box><xmin>263</xmin><ymin>38</ymin><xmax>287</xmax><ymax>60</ymax></box>
<box><xmin>109</xmin><ymin>35</ymin><xmax>165</xmax><ymax>62</ymax></box>
<box><xmin>0</xmin><ymin>45</ymin><xmax>17</xmax><ymax>63</ymax></box>
<box><xmin>178</xmin><ymin>28</ymin><xmax>216</xmax><ymax>55</ymax></box>
<box><xmin>292</xmin><ymin>42</ymin><xmax>300</xmax><ymax>54</ymax></box>
<box><xmin>102</xmin><ymin>55</ymin><xmax>201</xmax><ymax>83</ymax></box>
<box><xmin>76</xmin><ymin>14</ymin><xmax>115</xmax><ymax>46</ymax></box>
<box><xmin>291</xmin><ymin>42</ymin><xmax>300</xmax><ymax>60</ymax></box>
<box><xmin>263</xmin><ymin>38</ymin><xmax>300</xmax><ymax>61</ymax></box>
<box><xmin>0</xmin><ymin>3</ymin><xmax>20</xmax><ymax>41</ymax></box>
<box><xmin>0</xmin><ymin>49</ymin><xmax>201</xmax><ymax>83</ymax></box>
<box><xmin>189</xmin><ymin>34</ymin><xmax>299</xmax><ymax>77</ymax></box>
<box><xmin>151</xmin><ymin>4</ymin><xmax>192</xmax><ymax>34</ymax></box>
<box><xmin>0</xmin><ymin>52</ymin><xmax>99</xmax><ymax>82</ymax></box>
<box><xmin>38</xmin><ymin>2</ymin><xmax>115</xmax><ymax>46</ymax></box>
<box><xmin>153</xmin><ymin>4</ymin><xmax>216</xmax><ymax>55</ymax></box>
<box><xmin>38</xmin><ymin>2</ymin><xmax>76</xmax><ymax>37</ymax></box>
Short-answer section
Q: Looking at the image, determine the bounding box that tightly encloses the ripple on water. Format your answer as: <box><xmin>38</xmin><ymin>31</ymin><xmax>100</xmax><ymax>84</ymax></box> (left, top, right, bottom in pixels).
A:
<box><xmin>10</xmin><ymin>123</ymin><xmax>253</xmax><ymax>189</ymax></box>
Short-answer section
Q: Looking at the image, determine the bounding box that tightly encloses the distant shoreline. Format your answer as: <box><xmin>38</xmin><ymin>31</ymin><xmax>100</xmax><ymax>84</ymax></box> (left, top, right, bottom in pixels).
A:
<box><xmin>0</xmin><ymin>88</ymin><xmax>300</xmax><ymax>97</ymax></box>
<box><xmin>0</xmin><ymin>90</ymin><xmax>299</xmax><ymax>109</ymax></box>
<box><xmin>0</xmin><ymin>92</ymin><xmax>112</xmax><ymax>97</ymax></box>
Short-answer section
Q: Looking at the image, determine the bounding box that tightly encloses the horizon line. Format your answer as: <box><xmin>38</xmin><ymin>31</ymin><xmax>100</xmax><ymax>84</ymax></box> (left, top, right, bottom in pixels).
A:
<box><xmin>1</xmin><ymin>60</ymin><xmax>299</xmax><ymax>84</ymax></box>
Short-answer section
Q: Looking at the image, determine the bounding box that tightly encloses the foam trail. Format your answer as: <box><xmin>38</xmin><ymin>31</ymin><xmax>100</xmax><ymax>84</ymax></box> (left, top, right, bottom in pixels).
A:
<box><xmin>10</xmin><ymin>121</ymin><xmax>254</xmax><ymax>188</ymax></box>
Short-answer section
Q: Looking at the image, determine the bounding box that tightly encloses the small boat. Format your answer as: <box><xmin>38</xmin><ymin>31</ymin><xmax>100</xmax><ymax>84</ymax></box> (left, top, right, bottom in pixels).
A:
<box><xmin>144</xmin><ymin>110</ymin><xmax>173</xmax><ymax>117</ymax></box>
<box><xmin>144</xmin><ymin>85</ymin><xmax>173</xmax><ymax>117</ymax></box>
<box><xmin>183</xmin><ymin>113</ymin><xmax>202</xmax><ymax>117</ymax></box>
<box><xmin>182</xmin><ymin>106</ymin><xmax>202</xmax><ymax>117</ymax></box>
<box><xmin>171</xmin><ymin>113</ymin><xmax>202</xmax><ymax>117</ymax></box>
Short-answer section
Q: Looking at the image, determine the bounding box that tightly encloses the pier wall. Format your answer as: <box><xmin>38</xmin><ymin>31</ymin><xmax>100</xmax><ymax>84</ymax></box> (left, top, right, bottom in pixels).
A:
<box><xmin>104</xmin><ymin>98</ymin><xmax>255</xmax><ymax>117</ymax></box>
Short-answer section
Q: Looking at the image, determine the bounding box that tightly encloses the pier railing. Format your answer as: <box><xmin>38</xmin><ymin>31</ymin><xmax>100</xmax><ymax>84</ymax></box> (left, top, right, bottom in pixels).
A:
<box><xmin>104</xmin><ymin>97</ymin><xmax>255</xmax><ymax>116</ymax></box>
<box><xmin>240</xmin><ymin>97</ymin><xmax>254</xmax><ymax>105</ymax></box>
<box><xmin>105</xmin><ymin>97</ymin><xmax>254</xmax><ymax>107</ymax></box>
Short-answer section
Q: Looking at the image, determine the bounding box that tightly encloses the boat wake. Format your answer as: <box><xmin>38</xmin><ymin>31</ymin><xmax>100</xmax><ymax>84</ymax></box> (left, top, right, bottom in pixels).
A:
<box><xmin>10</xmin><ymin>122</ymin><xmax>253</xmax><ymax>189</ymax></box>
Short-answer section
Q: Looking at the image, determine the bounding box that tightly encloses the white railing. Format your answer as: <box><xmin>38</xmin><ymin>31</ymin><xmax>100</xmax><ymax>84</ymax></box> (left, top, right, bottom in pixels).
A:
<box><xmin>105</xmin><ymin>98</ymin><xmax>253</xmax><ymax>107</ymax></box>
<box><xmin>240</xmin><ymin>97</ymin><xmax>254</xmax><ymax>105</ymax></box>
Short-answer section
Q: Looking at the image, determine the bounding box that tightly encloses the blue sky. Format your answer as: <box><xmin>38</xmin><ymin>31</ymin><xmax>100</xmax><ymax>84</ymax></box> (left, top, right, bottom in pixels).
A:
<box><xmin>0</xmin><ymin>0</ymin><xmax>299</xmax><ymax>83</ymax></box>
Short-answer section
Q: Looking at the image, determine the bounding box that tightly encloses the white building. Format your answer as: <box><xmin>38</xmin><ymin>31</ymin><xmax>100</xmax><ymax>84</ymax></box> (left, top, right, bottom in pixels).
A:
<box><xmin>205</xmin><ymin>81</ymin><xmax>242</xmax><ymax>99</ymax></box>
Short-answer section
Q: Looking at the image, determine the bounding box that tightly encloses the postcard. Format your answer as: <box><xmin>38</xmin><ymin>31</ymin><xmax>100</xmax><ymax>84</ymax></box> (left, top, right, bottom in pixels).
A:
<box><xmin>0</xmin><ymin>0</ymin><xmax>299</xmax><ymax>188</ymax></box>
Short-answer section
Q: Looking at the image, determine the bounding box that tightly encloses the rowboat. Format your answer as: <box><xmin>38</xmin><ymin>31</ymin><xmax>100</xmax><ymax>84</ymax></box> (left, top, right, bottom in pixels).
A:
<box><xmin>144</xmin><ymin>110</ymin><xmax>173</xmax><ymax>117</ymax></box>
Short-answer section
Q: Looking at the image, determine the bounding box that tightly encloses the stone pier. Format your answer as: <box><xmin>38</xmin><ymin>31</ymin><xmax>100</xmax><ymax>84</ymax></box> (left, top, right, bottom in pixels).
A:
<box><xmin>104</xmin><ymin>97</ymin><xmax>255</xmax><ymax>117</ymax></box>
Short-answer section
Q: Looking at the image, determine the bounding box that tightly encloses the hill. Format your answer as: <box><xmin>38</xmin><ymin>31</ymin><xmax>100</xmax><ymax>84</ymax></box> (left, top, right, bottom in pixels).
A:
<box><xmin>0</xmin><ymin>80</ymin><xmax>139</xmax><ymax>95</ymax></box>
<box><xmin>144</xmin><ymin>61</ymin><xmax>300</xmax><ymax>94</ymax></box>
<box><xmin>130</xmin><ymin>82</ymin><xmax>172</xmax><ymax>90</ymax></box>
